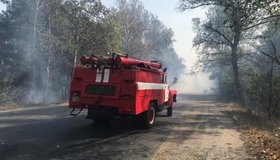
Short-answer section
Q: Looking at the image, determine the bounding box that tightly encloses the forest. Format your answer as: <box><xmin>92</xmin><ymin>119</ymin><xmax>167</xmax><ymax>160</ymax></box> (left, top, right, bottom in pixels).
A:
<box><xmin>0</xmin><ymin>0</ymin><xmax>185</xmax><ymax>105</ymax></box>
<box><xmin>179</xmin><ymin>0</ymin><xmax>280</xmax><ymax>120</ymax></box>
<box><xmin>1</xmin><ymin>0</ymin><xmax>280</xmax><ymax>120</ymax></box>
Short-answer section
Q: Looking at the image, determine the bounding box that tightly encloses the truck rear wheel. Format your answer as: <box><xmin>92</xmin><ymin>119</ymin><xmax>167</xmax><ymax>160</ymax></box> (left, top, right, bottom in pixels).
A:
<box><xmin>147</xmin><ymin>102</ymin><xmax>156</xmax><ymax>127</ymax></box>
<box><xmin>87</xmin><ymin>109</ymin><xmax>112</xmax><ymax>124</ymax></box>
<box><xmin>133</xmin><ymin>102</ymin><xmax>156</xmax><ymax>129</ymax></box>
<box><xmin>92</xmin><ymin>117</ymin><xmax>110</xmax><ymax>124</ymax></box>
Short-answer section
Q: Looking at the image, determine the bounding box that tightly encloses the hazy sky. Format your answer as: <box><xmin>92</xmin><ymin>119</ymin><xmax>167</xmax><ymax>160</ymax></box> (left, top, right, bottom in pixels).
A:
<box><xmin>0</xmin><ymin>3</ymin><xmax>4</xmax><ymax>11</ymax></box>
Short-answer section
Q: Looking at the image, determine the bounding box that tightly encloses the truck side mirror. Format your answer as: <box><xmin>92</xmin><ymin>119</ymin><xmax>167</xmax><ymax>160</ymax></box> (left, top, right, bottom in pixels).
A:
<box><xmin>173</xmin><ymin>77</ymin><xmax>177</xmax><ymax>83</ymax></box>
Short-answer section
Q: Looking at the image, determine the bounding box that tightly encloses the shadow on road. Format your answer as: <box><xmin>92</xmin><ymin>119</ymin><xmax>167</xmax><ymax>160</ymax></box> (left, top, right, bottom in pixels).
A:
<box><xmin>154</xmin><ymin>94</ymin><xmax>239</xmax><ymax>145</ymax></box>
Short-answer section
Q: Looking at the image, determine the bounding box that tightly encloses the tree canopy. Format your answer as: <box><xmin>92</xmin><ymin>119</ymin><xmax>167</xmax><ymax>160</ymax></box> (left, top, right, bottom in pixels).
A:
<box><xmin>179</xmin><ymin>0</ymin><xmax>279</xmax><ymax>106</ymax></box>
<box><xmin>179</xmin><ymin>0</ymin><xmax>280</xmax><ymax>118</ymax></box>
<box><xmin>0</xmin><ymin>0</ymin><xmax>185</xmax><ymax>105</ymax></box>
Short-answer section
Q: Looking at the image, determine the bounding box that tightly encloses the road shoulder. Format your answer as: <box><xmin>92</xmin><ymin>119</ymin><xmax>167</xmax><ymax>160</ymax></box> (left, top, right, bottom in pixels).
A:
<box><xmin>153</xmin><ymin>100</ymin><xmax>248</xmax><ymax>160</ymax></box>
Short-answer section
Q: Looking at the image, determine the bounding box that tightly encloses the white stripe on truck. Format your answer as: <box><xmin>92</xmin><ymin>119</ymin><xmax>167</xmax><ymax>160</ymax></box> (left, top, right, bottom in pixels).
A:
<box><xmin>95</xmin><ymin>72</ymin><xmax>102</xmax><ymax>82</ymax></box>
<box><xmin>103</xmin><ymin>69</ymin><xmax>110</xmax><ymax>83</ymax></box>
<box><xmin>136</xmin><ymin>82</ymin><xmax>169</xmax><ymax>102</ymax></box>
<box><xmin>137</xmin><ymin>82</ymin><xmax>167</xmax><ymax>90</ymax></box>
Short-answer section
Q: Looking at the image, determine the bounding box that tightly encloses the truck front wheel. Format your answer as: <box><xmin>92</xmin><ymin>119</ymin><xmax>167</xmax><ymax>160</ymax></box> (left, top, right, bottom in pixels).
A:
<box><xmin>167</xmin><ymin>105</ymin><xmax>173</xmax><ymax>117</ymax></box>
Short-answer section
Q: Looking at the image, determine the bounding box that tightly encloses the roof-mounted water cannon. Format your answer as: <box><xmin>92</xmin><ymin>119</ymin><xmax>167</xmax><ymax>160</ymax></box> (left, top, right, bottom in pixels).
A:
<box><xmin>105</xmin><ymin>52</ymin><xmax>128</xmax><ymax>67</ymax></box>
<box><xmin>114</xmin><ymin>56</ymin><xmax>162</xmax><ymax>69</ymax></box>
<box><xmin>80</xmin><ymin>55</ymin><xmax>98</xmax><ymax>65</ymax></box>
<box><xmin>80</xmin><ymin>53</ymin><xmax>162</xmax><ymax>70</ymax></box>
<box><xmin>109</xmin><ymin>52</ymin><xmax>127</xmax><ymax>57</ymax></box>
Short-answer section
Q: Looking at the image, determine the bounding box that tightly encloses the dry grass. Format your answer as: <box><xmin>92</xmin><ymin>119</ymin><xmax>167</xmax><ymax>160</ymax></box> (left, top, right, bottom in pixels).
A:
<box><xmin>225</xmin><ymin>104</ymin><xmax>280</xmax><ymax>160</ymax></box>
<box><xmin>0</xmin><ymin>103</ymin><xmax>21</xmax><ymax>111</ymax></box>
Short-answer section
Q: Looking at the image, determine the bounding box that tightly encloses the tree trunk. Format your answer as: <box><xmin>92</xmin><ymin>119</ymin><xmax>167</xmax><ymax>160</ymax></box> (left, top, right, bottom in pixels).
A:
<box><xmin>43</xmin><ymin>55</ymin><xmax>51</xmax><ymax>102</ymax></box>
<box><xmin>43</xmin><ymin>17</ymin><xmax>52</xmax><ymax>103</ymax></box>
<box><xmin>32</xmin><ymin>0</ymin><xmax>40</xmax><ymax>102</ymax></box>
<box><xmin>267</xmin><ymin>61</ymin><xmax>274</xmax><ymax>119</ymax></box>
<box><xmin>231</xmin><ymin>31</ymin><xmax>246</xmax><ymax>107</ymax></box>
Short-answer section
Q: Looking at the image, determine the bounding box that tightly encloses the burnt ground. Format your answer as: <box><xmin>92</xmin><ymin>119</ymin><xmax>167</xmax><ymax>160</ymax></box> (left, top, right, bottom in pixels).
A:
<box><xmin>0</xmin><ymin>94</ymin><xmax>279</xmax><ymax>159</ymax></box>
<box><xmin>224</xmin><ymin>104</ymin><xmax>280</xmax><ymax>160</ymax></box>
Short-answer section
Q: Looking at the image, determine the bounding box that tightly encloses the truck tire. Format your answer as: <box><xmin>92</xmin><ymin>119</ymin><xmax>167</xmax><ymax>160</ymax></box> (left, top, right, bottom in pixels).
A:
<box><xmin>145</xmin><ymin>102</ymin><xmax>156</xmax><ymax>128</ymax></box>
<box><xmin>167</xmin><ymin>106</ymin><xmax>173</xmax><ymax>117</ymax></box>
<box><xmin>88</xmin><ymin>108</ymin><xmax>113</xmax><ymax>124</ymax></box>
<box><xmin>133</xmin><ymin>102</ymin><xmax>156</xmax><ymax>129</ymax></box>
<box><xmin>92</xmin><ymin>117</ymin><xmax>110</xmax><ymax>124</ymax></box>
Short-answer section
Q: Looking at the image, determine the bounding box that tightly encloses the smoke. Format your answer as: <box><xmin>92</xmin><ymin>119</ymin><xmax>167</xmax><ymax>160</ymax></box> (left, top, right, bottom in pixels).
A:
<box><xmin>20</xmin><ymin>1</ymin><xmax>66</xmax><ymax>104</ymax></box>
<box><xmin>173</xmin><ymin>69</ymin><xmax>215</xmax><ymax>94</ymax></box>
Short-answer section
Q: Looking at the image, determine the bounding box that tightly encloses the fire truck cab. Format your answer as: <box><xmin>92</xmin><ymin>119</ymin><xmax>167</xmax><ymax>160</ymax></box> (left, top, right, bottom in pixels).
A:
<box><xmin>69</xmin><ymin>53</ymin><xmax>177</xmax><ymax>129</ymax></box>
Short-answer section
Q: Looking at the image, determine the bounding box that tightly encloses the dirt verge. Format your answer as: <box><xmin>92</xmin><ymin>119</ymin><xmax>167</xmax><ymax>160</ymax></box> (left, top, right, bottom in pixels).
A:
<box><xmin>225</xmin><ymin>104</ymin><xmax>280</xmax><ymax>160</ymax></box>
<box><xmin>153</xmin><ymin>99</ymin><xmax>248</xmax><ymax>160</ymax></box>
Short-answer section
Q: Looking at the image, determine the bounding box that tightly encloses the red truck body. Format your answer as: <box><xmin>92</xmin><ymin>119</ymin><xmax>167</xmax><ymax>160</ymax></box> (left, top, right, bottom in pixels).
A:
<box><xmin>69</xmin><ymin>53</ymin><xmax>177</xmax><ymax>128</ymax></box>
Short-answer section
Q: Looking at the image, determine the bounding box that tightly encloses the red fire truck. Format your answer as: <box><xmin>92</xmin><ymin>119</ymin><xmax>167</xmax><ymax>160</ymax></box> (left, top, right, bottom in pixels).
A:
<box><xmin>69</xmin><ymin>53</ymin><xmax>177</xmax><ymax>129</ymax></box>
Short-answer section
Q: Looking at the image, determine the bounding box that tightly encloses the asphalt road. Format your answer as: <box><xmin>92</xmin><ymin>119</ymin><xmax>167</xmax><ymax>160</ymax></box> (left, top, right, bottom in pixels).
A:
<box><xmin>0</xmin><ymin>94</ymin><xmax>246</xmax><ymax>160</ymax></box>
<box><xmin>0</xmin><ymin>95</ymin><xmax>191</xmax><ymax>160</ymax></box>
